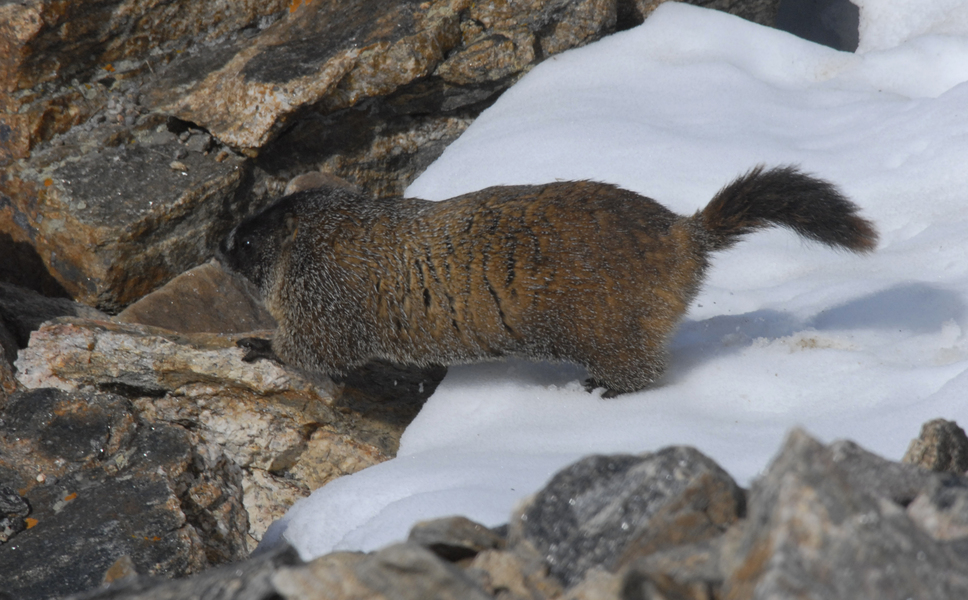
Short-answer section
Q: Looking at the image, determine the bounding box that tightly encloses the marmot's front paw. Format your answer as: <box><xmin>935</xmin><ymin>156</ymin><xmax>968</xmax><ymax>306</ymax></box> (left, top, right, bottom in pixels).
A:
<box><xmin>237</xmin><ymin>337</ymin><xmax>279</xmax><ymax>363</ymax></box>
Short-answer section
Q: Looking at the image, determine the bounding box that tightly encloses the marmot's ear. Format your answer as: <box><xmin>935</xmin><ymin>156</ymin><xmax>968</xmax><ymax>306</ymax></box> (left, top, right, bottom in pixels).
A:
<box><xmin>285</xmin><ymin>213</ymin><xmax>299</xmax><ymax>241</ymax></box>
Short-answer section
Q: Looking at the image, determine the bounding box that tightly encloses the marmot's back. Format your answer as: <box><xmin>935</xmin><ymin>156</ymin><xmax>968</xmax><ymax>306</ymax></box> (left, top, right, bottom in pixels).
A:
<box><xmin>219</xmin><ymin>166</ymin><xmax>877</xmax><ymax>396</ymax></box>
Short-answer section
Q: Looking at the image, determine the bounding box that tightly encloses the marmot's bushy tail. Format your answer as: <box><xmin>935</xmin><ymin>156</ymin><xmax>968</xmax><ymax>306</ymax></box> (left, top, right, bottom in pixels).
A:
<box><xmin>696</xmin><ymin>165</ymin><xmax>878</xmax><ymax>253</ymax></box>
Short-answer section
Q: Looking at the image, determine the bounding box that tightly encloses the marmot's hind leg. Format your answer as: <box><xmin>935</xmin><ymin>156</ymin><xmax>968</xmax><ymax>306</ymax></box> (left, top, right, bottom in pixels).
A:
<box><xmin>581</xmin><ymin>346</ymin><xmax>666</xmax><ymax>398</ymax></box>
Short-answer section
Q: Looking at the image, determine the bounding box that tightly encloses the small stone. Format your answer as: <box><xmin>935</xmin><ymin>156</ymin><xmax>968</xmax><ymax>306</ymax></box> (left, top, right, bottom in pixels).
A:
<box><xmin>408</xmin><ymin>516</ymin><xmax>505</xmax><ymax>561</ymax></box>
<box><xmin>169</xmin><ymin>160</ymin><xmax>188</xmax><ymax>171</ymax></box>
<box><xmin>903</xmin><ymin>419</ymin><xmax>968</xmax><ymax>474</ymax></box>
<box><xmin>102</xmin><ymin>555</ymin><xmax>138</xmax><ymax>584</ymax></box>
<box><xmin>185</xmin><ymin>133</ymin><xmax>213</xmax><ymax>154</ymax></box>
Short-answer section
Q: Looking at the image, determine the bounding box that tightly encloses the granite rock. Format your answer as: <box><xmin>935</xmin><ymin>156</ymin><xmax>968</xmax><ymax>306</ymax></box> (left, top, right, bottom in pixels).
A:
<box><xmin>719</xmin><ymin>429</ymin><xmax>968</xmax><ymax>600</ymax></box>
<box><xmin>115</xmin><ymin>260</ymin><xmax>276</xmax><ymax>334</ymax></box>
<box><xmin>36</xmin><ymin>422</ymin><xmax>968</xmax><ymax>600</ymax></box>
<box><xmin>0</xmin><ymin>0</ymin><xmax>290</xmax><ymax>165</ymax></box>
<box><xmin>509</xmin><ymin>446</ymin><xmax>745</xmax><ymax>587</ymax></box>
<box><xmin>903</xmin><ymin>418</ymin><xmax>968</xmax><ymax>475</ymax></box>
<box><xmin>12</xmin><ymin>317</ymin><xmax>412</xmax><ymax>549</ymax></box>
<box><xmin>0</xmin><ymin>387</ymin><xmax>249</xmax><ymax>599</ymax></box>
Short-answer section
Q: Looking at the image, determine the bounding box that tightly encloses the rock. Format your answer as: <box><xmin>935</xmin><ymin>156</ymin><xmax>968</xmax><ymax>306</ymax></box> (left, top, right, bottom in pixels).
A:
<box><xmin>409</xmin><ymin>516</ymin><xmax>506</xmax><ymax>562</ymax></box>
<box><xmin>65</xmin><ymin>544</ymin><xmax>303</xmax><ymax>600</ymax></box>
<box><xmin>20</xmin><ymin>422</ymin><xmax>968</xmax><ymax>600</ymax></box>
<box><xmin>510</xmin><ymin>447</ymin><xmax>745</xmax><ymax>587</ymax></box>
<box><xmin>0</xmin><ymin>484</ymin><xmax>30</xmax><ymax>544</ymax></box>
<box><xmin>148</xmin><ymin>0</ymin><xmax>461</xmax><ymax>151</ymax></box>
<box><xmin>0</xmin><ymin>0</ymin><xmax>290</xmax><ymax>165</ymax></box>
<box><xmin>147</xmin><ymin>0</ymin><xmax>616</xmax><ymax>153</ymax></box>
<box><xmin>903</xmin><ymin>418</ymin><xmax>968</xmax><ymax>474</ymax></box>
<box><xmin>0</xmin><ymin>232</ymin><xmax>72</xmax><ymax>298</ymax></box>
<box><xmin>115</xmin><ymin>260</ymin><xmax>276</xmax><ymax>334</ymax></box>
<box><xmin>12</xmin><ymin>317</ymin><xmax>419</xmax><ymax>549</ymax></box>
<box><xmin>720</xmin><ymin>428</ymin><xmax>968</xmax><ymax>600</ymax></box>
<box><xmin>467</xmin><ymin>548</ymin><xmax>564</xmax><ymax>600</ymax></box>
<box><xmin>0</xmin><ymin>126</ymin><xmax>250</xmax><ymax>311</ymax></box>
<box><xmin>906</xmin><ymin>475</ymin><xmax>968</xmax><ymax>542</ymax></box>
<box><xmin>0</xmin><ymin>282</ymin><xmax>107</xmax><ymax>365</ymax></box>
<box><xmin>272</xmin><ymin>543</ymin><xmax>493</xmax><ymax>600</ymax></box>
<box><xmin>775</xmin><ymin>0</ymin><xmax>859</xmax><ymax>51</ymax></box>
<box><xmin>0</xmin><ymin>387</ymin><xmax>249</xmax><ymax>600</ymax></box>
<box><xmin>621</xmin><ymin>526</ymin><xmax>741</xmax><ymax>600</ymax></box>
<box><xmin>562</xmin><ymin>568</ymin><xmax>622</xmax><ymax>600</ymax></box>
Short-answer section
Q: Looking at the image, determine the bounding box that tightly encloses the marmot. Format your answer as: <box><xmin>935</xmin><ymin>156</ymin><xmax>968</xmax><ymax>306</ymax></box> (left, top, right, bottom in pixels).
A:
<box><xmin>219</xmin><ymin>166</ymin><xmax>877</xmax><ymax>397</ymax></box>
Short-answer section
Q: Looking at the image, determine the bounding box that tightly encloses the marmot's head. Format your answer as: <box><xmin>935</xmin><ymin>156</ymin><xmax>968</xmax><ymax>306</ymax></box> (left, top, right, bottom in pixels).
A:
<box><xmin>218</xmin><ymin>194</ymin><xmax>301</xmax><ymax>294</ymax></box>
<box><xmin>218</xmin><ymin>186</ymin><xmax>369</xmax><ymax>294</ymax></box>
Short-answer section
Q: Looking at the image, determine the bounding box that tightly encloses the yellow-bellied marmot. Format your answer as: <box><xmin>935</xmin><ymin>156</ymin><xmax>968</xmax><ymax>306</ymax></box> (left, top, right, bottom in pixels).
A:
<box><xmin>219</xmin><ymin>166</ymin><xmax>877</xmax><ymax>397</ymax></box>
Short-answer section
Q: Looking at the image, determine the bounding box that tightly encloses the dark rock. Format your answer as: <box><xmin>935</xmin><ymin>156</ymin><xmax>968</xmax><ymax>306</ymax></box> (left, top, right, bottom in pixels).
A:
<box><xmin>408</xmin><ymin>516</ymin><xmax>506</xmax><ymax>562</ymax></box>
<box><xmin>271</xmin><ymin>543</ymin><xmax>493</xmax><ymax>600</ymax></box>
<box><xmin>0</xmin><ymin>387</ymin><xmax>249</xmax><ymax>600</ymax></box>
<box><xmin>720</xmin><ymin>428</ymin><xmax>968</xmax><ymax>600</ymax></box>
<box><xmin>0</xmin><ymin>282</ymin><xmax>107</xmax><ymax>365</ymax></box>
<box><xmin>0</xmin><ymin>484</ymin><xmax>30</xmax><ymax>543</ymax></box>
<box><xmin>115</xmin><ymin>260</ymin><xmax>276</xmax><ymax>334</ymax></box>
<box><xmin>510</xmin><ymin>446</ymin><xmax>745</xmax><ymax>587</ymax></box>
<box><xmin>903</xmin><ymin>419</ymin><xmax>968</xmax><ymax>474</ymax></box>
<box><xmin>65</xmin><ymin>544</ymin><xmax>303</xmax><ymax>600</ymax></box>
<box><xmin>775</xmin><ymin>0</ymin><xmax>859</xmax><ymax>52</ymax></box>
<box><xmin>0</xmin><ymin>0</ymin><xmax>290</xmax><ymax>164</ymax></box>
<box><xmin>0</xmin><ymin>232</ymin><xmax>72</xmax><ymax>298</ymax></box>
<box><xmin>0</xmin><ymin>126</ymin><xmax>251</xmax><ymax>311</ymax></box>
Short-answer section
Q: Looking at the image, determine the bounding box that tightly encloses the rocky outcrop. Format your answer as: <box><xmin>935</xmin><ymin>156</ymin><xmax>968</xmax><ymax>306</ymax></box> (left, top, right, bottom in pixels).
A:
<box><xmin>0</xmin><ymin>0</ymin><xmax>620</xmax><ymax>310</ymax></box>
<box><xmin>58</xmin><ymin>424</ymin><xmax>968</xmax><ymax>600</ymax></box>
<box><xmin>0</xmin><ymin>387</ymin><xmax>248</xmax><ymax>599</ymax></box>
<box><xmin>1</xmin><ymin>306</ymin><xmax>441</xmax><ymax>599</ymax></box>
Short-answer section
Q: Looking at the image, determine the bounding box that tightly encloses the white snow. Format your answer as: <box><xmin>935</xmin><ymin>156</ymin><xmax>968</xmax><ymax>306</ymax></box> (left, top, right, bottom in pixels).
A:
<box><xmin>265</xmin><ymin>1</ymin><xmax>968</xmax><ymax>559</ymax></box>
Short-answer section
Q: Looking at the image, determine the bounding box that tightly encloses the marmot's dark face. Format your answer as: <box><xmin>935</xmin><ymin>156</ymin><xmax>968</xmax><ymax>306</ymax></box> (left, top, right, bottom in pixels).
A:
<box><xmin>219</xmin><ymin>197</ymin><xmax>297</xmax><ymax>294</ymax></box>
<box><xmin>218</xmin><ymin>187</ymin><xmax>360</xmax><ymax>295</ymax></box>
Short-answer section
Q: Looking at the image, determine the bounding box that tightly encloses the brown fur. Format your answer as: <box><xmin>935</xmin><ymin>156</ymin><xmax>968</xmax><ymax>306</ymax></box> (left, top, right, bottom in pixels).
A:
<box><xmin>219</xmin><ymin>166</ymin><xmax>877</xmax><ymax>396</ymax></box>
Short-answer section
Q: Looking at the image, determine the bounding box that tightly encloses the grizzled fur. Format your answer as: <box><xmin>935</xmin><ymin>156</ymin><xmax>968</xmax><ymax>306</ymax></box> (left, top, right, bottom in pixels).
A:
<box><xmin>219</xmin><ymin>166</ymin><xmax>877</xmax><ymax>396</ymax></box>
